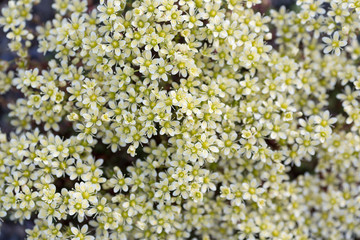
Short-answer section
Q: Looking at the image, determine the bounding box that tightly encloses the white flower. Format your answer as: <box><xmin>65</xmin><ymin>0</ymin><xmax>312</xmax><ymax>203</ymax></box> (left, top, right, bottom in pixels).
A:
<box><xmin>322</xmin><ymin>31</ymin><xmax>347</xmax><ymax>56</ymax></box>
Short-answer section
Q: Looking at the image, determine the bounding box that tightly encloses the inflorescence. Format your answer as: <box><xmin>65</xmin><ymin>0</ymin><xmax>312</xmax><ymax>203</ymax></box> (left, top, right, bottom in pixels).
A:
<box><xmin>1</xmin><ymin>0</ymin><xmax>360</xmax><ymax>239</ymax></box>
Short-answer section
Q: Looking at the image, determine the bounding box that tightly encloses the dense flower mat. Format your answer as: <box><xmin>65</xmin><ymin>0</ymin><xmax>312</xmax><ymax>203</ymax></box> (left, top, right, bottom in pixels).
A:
<box><xmin>1</xmin><ymin>0</ymin><xmax>360</xmax><ymax>239</ymax></box>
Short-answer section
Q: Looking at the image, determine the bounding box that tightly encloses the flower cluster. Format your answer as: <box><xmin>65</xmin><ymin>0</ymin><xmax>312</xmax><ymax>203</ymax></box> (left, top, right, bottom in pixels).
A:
<box><xmin>0</xmin><ymin>0</ymin><xmax>360</xmax><ymax>239</ymax></box>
